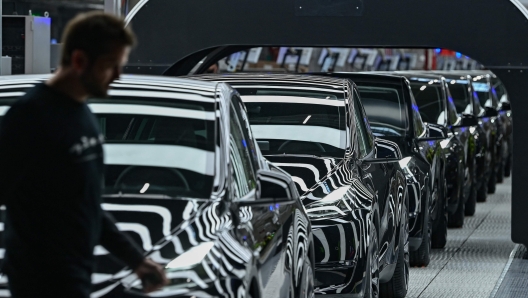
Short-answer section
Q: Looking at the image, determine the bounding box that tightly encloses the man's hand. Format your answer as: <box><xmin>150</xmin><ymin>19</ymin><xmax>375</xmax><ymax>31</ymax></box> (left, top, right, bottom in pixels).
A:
<box><xmin>134</xmin><ymin>258</ymin><xmax>169</xmax><ymax>293</ymax></box>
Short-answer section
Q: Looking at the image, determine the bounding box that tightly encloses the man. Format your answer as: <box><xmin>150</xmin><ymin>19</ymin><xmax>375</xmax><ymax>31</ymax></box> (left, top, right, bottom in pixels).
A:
<box><xmin>0</xmin><ymin>12</ymin><xmax>168</xmax><ymax>297</ymax></box>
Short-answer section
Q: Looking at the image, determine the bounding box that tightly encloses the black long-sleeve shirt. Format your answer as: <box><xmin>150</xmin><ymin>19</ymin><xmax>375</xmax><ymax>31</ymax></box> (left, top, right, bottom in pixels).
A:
<box><xmin>0</xmin><ymin>84</ymin><xmax>144</xmax><ymax>290</ymax></box>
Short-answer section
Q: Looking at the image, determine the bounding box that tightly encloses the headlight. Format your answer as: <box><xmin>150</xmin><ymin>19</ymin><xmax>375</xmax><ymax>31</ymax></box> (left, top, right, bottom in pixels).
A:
<box><xmin>166</xmin><ymin>242</ymin><xmax>215</xmax><ymax>271</ymax></box>
<box><xmin>306</xmin><ymin>187</ymin><xmax>352</xmax><ymax>219</ymax></box>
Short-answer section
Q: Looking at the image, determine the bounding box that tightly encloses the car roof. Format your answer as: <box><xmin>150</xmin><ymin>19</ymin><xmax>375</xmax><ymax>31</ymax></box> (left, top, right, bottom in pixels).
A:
<box><xmin>389</xmin><ymin>71</ymin><xmax>446</xmax><ymax>82</ymax></box>
<box><xmin>429</xmin><ymin>71</ymin><xmax>472</xmax><ymax>80</ymax></box>
<box><xmin>0</xmin><ymin>74</ymin><xmax>221</xmax><ymax>98</ymax></box>
<box><xmin>188</xmin><ymin>73</ymin><xmax>349</xmax><ymax>92</ymax></box>
<box><xmin>314</xmin><ymin>72</ymin><xmax>406</xmax><ymax>85</ymax></box>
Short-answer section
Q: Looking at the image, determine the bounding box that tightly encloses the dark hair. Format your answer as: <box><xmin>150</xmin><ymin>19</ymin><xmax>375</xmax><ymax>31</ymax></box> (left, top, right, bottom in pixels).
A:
<box><xmin>60</xmin><ymin>11</ymin><xmax>136</xmax><ymax>66</ymax></box>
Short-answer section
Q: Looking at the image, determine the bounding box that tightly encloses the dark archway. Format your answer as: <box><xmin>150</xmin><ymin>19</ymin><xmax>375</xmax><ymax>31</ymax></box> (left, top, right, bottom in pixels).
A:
<box><xmin>124</xmin><ymin>0</ymin><xmax>528</xmax><ymax>246</ymax></box>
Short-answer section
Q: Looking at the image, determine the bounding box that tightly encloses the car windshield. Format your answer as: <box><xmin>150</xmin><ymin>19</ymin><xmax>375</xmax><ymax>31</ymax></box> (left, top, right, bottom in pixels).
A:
<box><xmin>235</xmin><ymin>87</ymin><xmax>347</xmax><ymax>158</ymax></box>
<box><xmin>446</xmin><ymin>80</ymin><xmax>473</xmax><ymax>114</ymax></box>
<box><xmin>356</xmin><ymin>83</ymin><xmax>407</xmax><ymax>137</ymax></box>
<box><xmin>410</xmin><ymin>82</ymin><xmax>445</xmax><ymax>125</ymax></box>
<box><xmin>94</xmin><ymin>101</ymin><xmax>216</xmax><ymax>198</ymax></box>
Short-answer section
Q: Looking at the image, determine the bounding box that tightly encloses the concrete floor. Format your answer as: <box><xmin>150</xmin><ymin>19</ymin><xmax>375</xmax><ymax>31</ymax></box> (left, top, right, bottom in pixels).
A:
<box><xmin>408</xmin><ymin>177</ymin><xmax>514</xmax><ymax>298</ymax></box>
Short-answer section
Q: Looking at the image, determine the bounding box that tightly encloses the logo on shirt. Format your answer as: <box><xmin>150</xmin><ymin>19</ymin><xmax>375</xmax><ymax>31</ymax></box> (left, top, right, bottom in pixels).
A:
<box><xmin>69</xmin><ymin>134</ymin><xmax>105</xmax><ymax>155</ymax></box>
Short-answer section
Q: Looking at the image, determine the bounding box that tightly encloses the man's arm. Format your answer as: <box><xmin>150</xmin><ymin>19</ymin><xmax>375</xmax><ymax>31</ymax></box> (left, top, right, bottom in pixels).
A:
<box><xmin>100</xmin><ymin>211</ymin><xmax>145</xmax><ymax>269</ymax></box>
<box><xmin>100</xmin><ymin>211</ymin><xmax>169</xmax><ymax>292</ymax></box>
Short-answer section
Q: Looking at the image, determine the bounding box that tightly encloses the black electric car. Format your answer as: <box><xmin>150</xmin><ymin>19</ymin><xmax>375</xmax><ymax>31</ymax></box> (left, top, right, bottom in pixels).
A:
<box><xmin>477</xmin><ymin>71</ymin><xmax>513</xmax><ymax>179</ymax></box>
<box><xmin>192</xmin><ymin>73</ymin><xmax>410</xmax><ymax>298</ymax></box>
<box><xmin>492</xmin><ymin>74</ymin><xmax>513</xmax><ymax>177</ymax></box>
<box><xmin>467</xmin><ymin>73</ymin><xmax>504</xmax><ymax>194</ymax></box>
<box><xmin>432</xmin><ymin>72</ymin><xmax>494</xmax><ymax>203</ymax></box>
<box><xmin>0</xmin><ymin>75</ymin><xmax>315</xmax><ymax>298</ymax></box>
<box><xmin>401</xmin><ymin>72</ymin><xmax>479</xmax><ymax>225</ymax></box>
<box><xmin>316</xmin><ymin>72</ymin><xmax>449</xmax><ymax>268</ymax></box>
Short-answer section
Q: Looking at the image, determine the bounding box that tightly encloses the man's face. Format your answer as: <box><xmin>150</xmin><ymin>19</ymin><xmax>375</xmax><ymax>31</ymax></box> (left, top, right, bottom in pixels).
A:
<box><xmin>81</xmin><ymin>46</ymin><xmax>130</xmax><ymax>98</ymax></box>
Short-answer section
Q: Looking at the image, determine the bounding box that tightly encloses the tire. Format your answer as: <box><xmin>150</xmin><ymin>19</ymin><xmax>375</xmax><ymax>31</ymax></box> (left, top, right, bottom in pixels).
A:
<box><xmin>504</xmin><ymin>155</ymin><xmax>512</xmax><ymax>177</ymax></box>
<box><xmin>497</xmin><ymin>155</ymin><xmax>505</xmax><ymax>183</ymax></box>
<box><xmin>431</xmin><ymin>178</ymin><xmax>448</xmax><ymax>249</ymax></box>
<box><xmin>364</xmin><ymin>219</ymin><xmax>380</xmax><ymax>298</ymax></box>
<box><xmin>488</xmin><ymin>170</ymin><xmax>497</xmax><ymax>194</ymax></box>
<box><xmin>477</xmin><ymin>175</ymin><xmax>488</xmax><ymax>202</ymax></box>
<box><xmin>465</xmin><ymin>159</ymin><xmax>477</xmax><ymax>216</ymax></box>
<box><xmin>448</xmin><ymin>196</ymin><xmax>464</xmax><ymax>228</ymax></box>
<box><xmin>465</xmin><ymin>183</ymin><xmax>477</xmax><ymax>216</ymax></box>
<box><xmin>380</xmin><ymin>203</ymin><xmax>409</xmax><ymax>298</ymax></box>
<box><xmin>410</xmin><ymin>195</ymin><xmax>431</xmax><ymax>267</ymax></box>
<box><xmin>448</xmin><ymin>164</ymin><xmax>465</xmax><ymax>228</ymax></box>
<box><xmin>298</xmin><ymin>258</ymin><xmax>314</xmax><ymax>298</ymax></box>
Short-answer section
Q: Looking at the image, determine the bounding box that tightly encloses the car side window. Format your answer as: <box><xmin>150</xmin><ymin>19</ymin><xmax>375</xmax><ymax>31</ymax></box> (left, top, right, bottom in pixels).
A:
<box><xmin>230</xmin><ymin>102</ymin><xmax>257</xmax><ymax>199</ymax></box>
<box><xmin>410</xmin><ymin>93</ymin><xmax>426</xmax><ymax>137</ymax></box>
<box><xmin>353</xmin><ymin>91</ymin><xmax>373</xmax><ymax>158</ymax></box>
<box><xmin>445</xmin><ymin>87</ymin><xmax>459</xmax><ymax>125</ymax></box>
<box><xmin>231</xmin><ymin>94</ymin><xmax>260</xmax><ymax>168</ymax></box>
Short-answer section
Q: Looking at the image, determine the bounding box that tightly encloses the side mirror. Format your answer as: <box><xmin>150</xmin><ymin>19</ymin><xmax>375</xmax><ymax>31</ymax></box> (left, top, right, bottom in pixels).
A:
<box><xmin>484</xmin><ymin>106</ymin><xmax>499</xmax><ymax>117</ymax></box>
<box><xmin>418</xmin><ymin>123</ymin><xmax>448</xmax><ymax>141</ymax></box>
<box><xmin>238</xmin><ymin>170</ymin><xmax>296</xmax><ymax>207</ymax></box>
<box><xmin>363</xmin><ymin>138</ymin><xmax>402</xmax><ymax>163</ymax></box>
<box><xmin>500</xmin><ymin>102</ymin><xmax>511</xmax><ymax>111</ymax></box>
<box><xmin>453</xmin><ymin>114</ymin><xmax>478</xmax><ymax>127</ymax></box>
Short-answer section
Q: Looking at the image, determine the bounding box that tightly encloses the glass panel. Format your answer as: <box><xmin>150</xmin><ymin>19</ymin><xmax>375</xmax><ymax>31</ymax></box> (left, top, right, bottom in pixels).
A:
<box><xmin>230</xmin><ymin>105</ymin><xmax>257</xmax><ymax>199</ymax></box>
<box><xmin>97</xmin><ymin>102</ymin><xmax>216</xmax><ymax>199</ymax></box>
<box><xmin>357</xmin><ymin>85</ymin><xmax>407</xmax><ymax>137</ymax></box>
<box><xmin>353</xmin><ymin>92</ymin><xmax>373</xmax><ymax>157</ymax></box>
<box><xmin>410</xmin><ymin>83</ymin><xmax>445</xmax><ymax>125</ymax></box>
<box><xmin>238</xmin><ymin>87</ymin><xmax>347</xmax><ymax>158</ymax></box>
<box><xmin>447</xmin><ymin>82</ymin><xmax>473</xmax><ymax>115</ymax></box>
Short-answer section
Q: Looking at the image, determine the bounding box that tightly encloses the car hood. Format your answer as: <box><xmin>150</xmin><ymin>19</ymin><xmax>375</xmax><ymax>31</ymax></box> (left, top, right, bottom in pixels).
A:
<box><xmin>92</xmin><ymin>195</ymin><xmax>222</xmax><ymax>291</ymax></box>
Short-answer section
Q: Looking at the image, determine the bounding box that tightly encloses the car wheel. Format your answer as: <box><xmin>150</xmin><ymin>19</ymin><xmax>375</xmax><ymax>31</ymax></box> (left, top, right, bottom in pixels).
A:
<box><xmin>465</xmin><ymin>162</ymin><xmax>477</xmax><ymax>216</ymax></box>
<box><xmin>448</xmin><ymin>164</ymin><xmax>465</xmax><ymax>228</ymax></box>
<box><xmin>364</xmin><ymin>219</ymin><xmax>380</xmax><ymax>298</ymax></box>
<box><xmin>380</xmin><ymin>203</ymin><xmax>409</xmax><ymax>298</ymax></box>
<box><xmin>477</xmin><ymin>173</ymin><xmax>488</xmax><ymax>202</ymax></box>
<box><xmin>431</xmin><ymin>178</ymin><xmax>448</xmax><ymax>249</ymax></box>
<box><xmin>410</xmin><ymin>195</ymin><xmax>431</xmax><ymax>267</ymax></box>
<box><xmin>504</xmin><ymin>154</ymin><xmax>512</xmax><ymax>177</ymax></box>
<box><xmin>298</xmin><ymin>258</ymin><xmax>314</xmax><ymax>298</ymax></box>
<box><xmin>487</xmin><ymin>170</ymin><xmax>497</xmax><ymax>194</ymax></box>
<box><xmin>497</xmin><ymin>155</ymin><xmax>505</xmax><ymax>183</ymax></box>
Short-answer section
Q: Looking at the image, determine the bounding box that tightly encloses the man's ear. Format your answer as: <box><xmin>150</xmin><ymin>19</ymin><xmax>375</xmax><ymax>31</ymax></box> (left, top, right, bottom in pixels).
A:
<box><xmin>70</xmin><ymin>50</ymin><xmax>89</xmax><ymax>73</ymax></box>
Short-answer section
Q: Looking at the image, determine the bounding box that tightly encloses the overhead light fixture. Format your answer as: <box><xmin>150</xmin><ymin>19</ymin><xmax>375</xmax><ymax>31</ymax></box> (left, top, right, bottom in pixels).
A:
<box><xmin>303</xmin><ymin>115</ymin><xmax>312</xmax><ymax>124</ymax></box>
<box><xmin>420</xmin><ymin>86</ymin><xmax>427</xmax><ymax>91</ymax></box>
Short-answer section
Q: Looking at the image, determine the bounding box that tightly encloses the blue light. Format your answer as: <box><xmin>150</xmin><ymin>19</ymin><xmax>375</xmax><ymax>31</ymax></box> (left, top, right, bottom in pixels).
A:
<box><xmin>412</xmin><ymin>103</ymin><xmax>420</xmax><ymax>112</ymax></box>
<box><xmin>492</xmin><ymin>88</ymin><xmax>498</xmax><ymax>96</ymax></box>
<box><xmin>435</xmin><ymin>48</ymin><xmax>442</xmax><ymax>54</ymax></box>
<box><xmin>428</xmin><ymin>141</ymin><xmax>435</xmax><ymax>147</ymax></box>
<box><xmin>269</xmin><ymin>205</ymin><xmax>274</xmax><ymax>211</ymax></box>
<box><xmin>456</xmin><ymin>52</ymin><xmax>462</xmax><ymax>58</ymax></box>
<box><xmin>275</xmin><ymin>204</ymin><xmax>280</xmax><ymax>209</ymax></box>
<box><xmin>472</xmin><ymin>82</ymin><xmax>490</xmax><ymax>92</ymax></box>
<box><xmin>35</xmin><ymin>17</ymin><xmax>51</xmax><ymax>26</ymax></box>
<box><xmin>242</xmin><ymin>139</ymin><xmax>247</xmax><ymax>148</ymax></box>
<box><xmin>51</xmin><ymin>39</ymin><xmax>57</xmax><ymax>44</ymax></box>
<box><xmin>448</xmin><ymin>96</ymin><xmax>454</xmax><ymax>104</ymax></box>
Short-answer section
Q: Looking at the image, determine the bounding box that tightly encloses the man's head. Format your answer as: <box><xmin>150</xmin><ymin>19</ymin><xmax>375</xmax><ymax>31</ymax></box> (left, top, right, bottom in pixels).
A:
<box><xmin>60</xmin><ymin>12</ymin><xmax>136</xmax><ymax>97</ymax></box>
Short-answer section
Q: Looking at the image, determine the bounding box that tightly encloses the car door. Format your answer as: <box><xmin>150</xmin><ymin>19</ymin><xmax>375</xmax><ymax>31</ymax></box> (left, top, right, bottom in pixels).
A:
<box><xmin>351</xmin><ymin>88</ymin><xmax>399</xmax><ymax>265</ymax></box>
<box><xmin>229</xmin><ymin>96</ymin><xmax>294</xmax><ymax>297</ymax></box>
